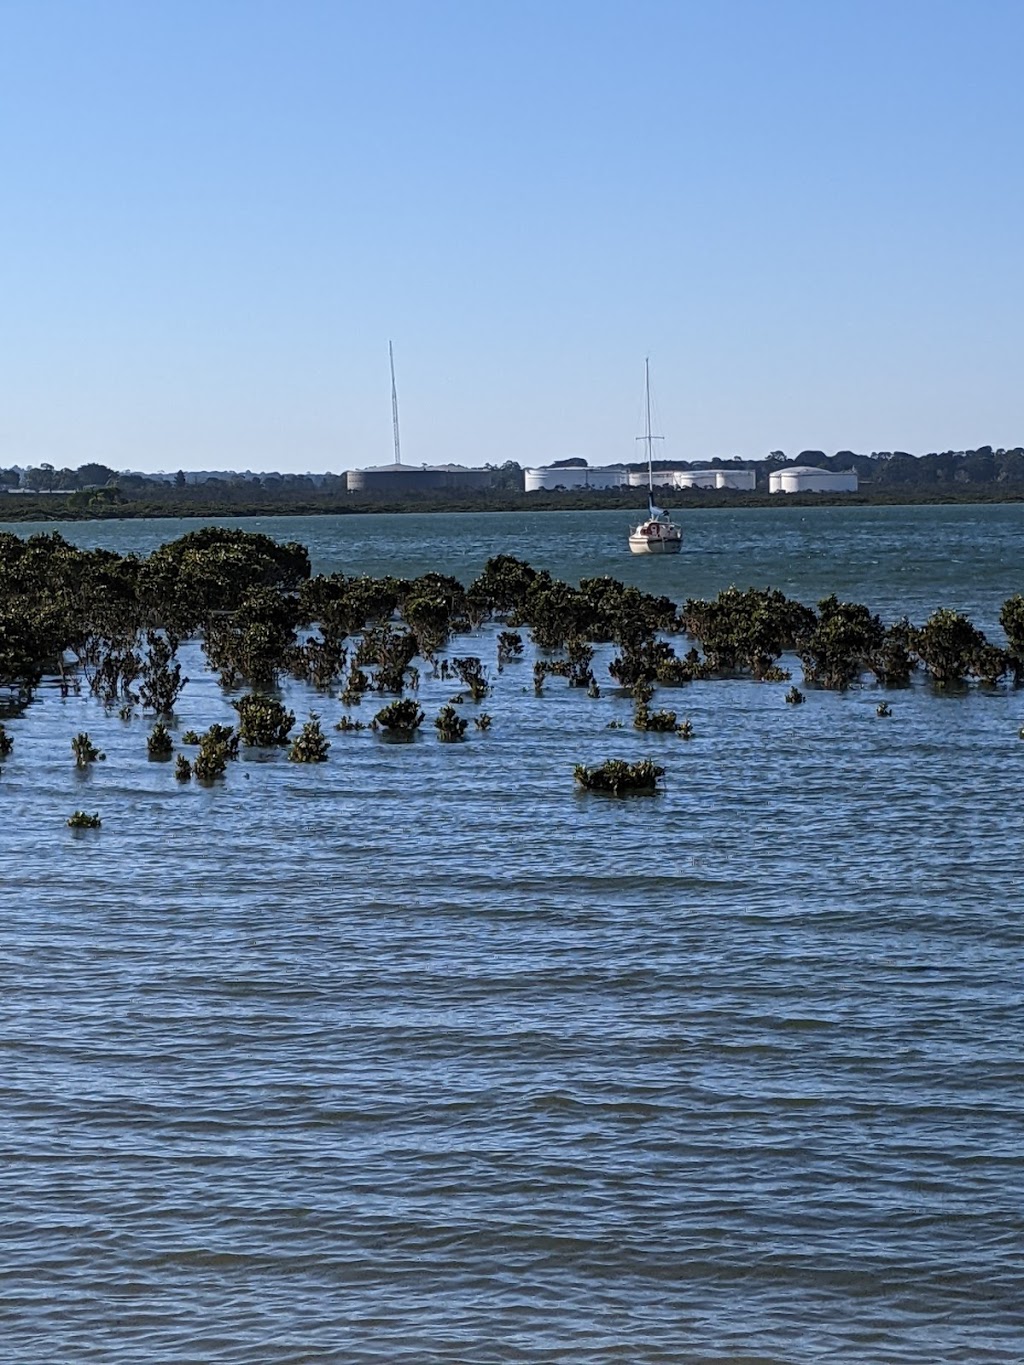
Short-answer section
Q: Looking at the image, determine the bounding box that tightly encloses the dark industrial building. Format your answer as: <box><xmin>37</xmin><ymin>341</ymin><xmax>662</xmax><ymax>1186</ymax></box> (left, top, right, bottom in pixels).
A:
<box><xmin>346</xmin><ymin>464</ymin><xmax>499</xmax><ymax>494</ymax></box>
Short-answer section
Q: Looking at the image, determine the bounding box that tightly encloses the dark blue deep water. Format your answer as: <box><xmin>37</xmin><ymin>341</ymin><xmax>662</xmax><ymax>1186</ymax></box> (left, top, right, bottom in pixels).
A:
<box><xmin>1</xmin><ymin>505</ymin><xmax>1022</xmax><ymax>1362</ymax></box>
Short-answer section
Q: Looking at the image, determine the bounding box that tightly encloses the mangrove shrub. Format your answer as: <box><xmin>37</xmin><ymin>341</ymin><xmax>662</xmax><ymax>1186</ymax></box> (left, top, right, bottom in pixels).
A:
<box><xmin>434</xmin><ymin>704</ymin><xmax>468</xmax><ymax>742</ymax></box>
<box><xmin>798</xmin><ymin>596</ymin><xmax>884</xmax><ymax>690</ymax></box>
<box><xmin>146</xmin><ymin>722</ymin><xmax>174</xmax><ymax>758</ymax></box>
<box><xmin>374</xmin><ymin>698</ymin><xmax>425</xmax><ymax>732</ymax></box>
<box><xmin>574</xmin><ymin>758</ymin><xmax>665</xmax><ymax>794</ymax></box>
<box><xmin>232</xmin><ymin>694</ymin><xmax>295</xmax><ymax>747</ymax></box>
<box><xmin>72</xmin><ymin>732</ymin><xmax>105</xmax><ymax>766</ymax></box>
<box><xmin>288</xmin><ymin>714</ymin><xmax>330</xmax><ymax>763</ymax></box>
<box><xmin>912</xmin><ymin>609</ymin><xmax>1005</xmax><ymax>685</ymax></box>
<box><xmin>67</xmin><ymin>810</ymin><xmax>101</xmax><ymax>828</ymax></box>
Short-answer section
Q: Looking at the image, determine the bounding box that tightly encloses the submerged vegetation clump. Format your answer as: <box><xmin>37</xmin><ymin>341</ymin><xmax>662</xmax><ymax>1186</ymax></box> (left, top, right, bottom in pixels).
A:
<box><xmin>204</xmin><ymin>723</ymin><xmax>240</xmax><ymax>758</ymax></box>
<box><xmin>434</xmin><ymin>704</ymin><xmax>468</xmax><ymax>742</ymax></box>
<box><xmin>233</xmin><ymin>694</ymin><xmax>295</xmax><ymax>747</ymax></box>
<box><xmin>610</xmin><ymin>638</ymin><xmax>690</xmax><ymax>691</ymax></box>
<box><xmin>355</xmin><ymin>625</ymin><xmax>419</xmax><ymax>693</ymax></box>
<box><xmin>574</xmin><ymin>758</ymin><xmax>665</xmax><ymax>795</ymax></box>
<box><xmin>1000</xmin><ymin>595</ymin><xmax>1024</xmax><ymax>683</ymax></box>
<box><xmin>290</xmin><ymin>634</ymin><xmax>348</xmax><ymax>691</ymax></box>
<box><xmin>450</xmin><ymin>656</ymin><xmax>490</xmax><ymax>701</ymax></box>
<box><xmin>288</xmin><ymin>713</ymin><xmax>330</xmax><ymax>763</ymax></box>
<box><xmin>682</xmin><ymin>586</ymin><xmax>813</xmax><ymax>679</ymax></box>
<box><xmin>72</xmin><ymin>732</ymin><xmax>105</xmax><ymax>766</ymax></box>
<box><xmin>193</xmin><ymin>727</ymin><xmax>235</xmax><ymax>782</ymax></box>
<box><xmin>203</xmin><ymin>586</ymin><xmax>299</xmax><ymax>689</ymax></box>
<box><xmin>374</xmin><ymin>698</ymin><xmax>425</xmax><ymax>733</ymax></box>
<box><xmin>139</xmin><ymin>631</ymin><xmax>188</xmax><ymax>714</ymax></box>
<box><xmin>146</xmin><ymin>721</ymin><xmax>174</xmax><ymax>758</ymax></box>
<box><xmin>634</xmin><ymin>699</ymin><xmax>678</xmax><ymax>732</ymax></box>
<box><xmin>341</xmin><ymin>664</ymin><xmax>370</xmax><ymax>707</ymax></box>
<box><xmin>631</xmin><ymin>682</ymin><xmax>676</xmax><ymax>731</ymax></box>
<box><xmin>912</xmin><ymin>608</ymin><xmax>1004</xmax><ymax>686</ymax></box>
<box><xmin>798</xmin><ymin>595</ymin><xmax>885</xmax><ymax>690</ymax></box>
<box><xmin>67</xmin><ymin>810</ymin><xmax>102</xmax><ymax>828</ymax></box>
<box><xmin>496</xmin><ymin>630</ymin><xmax>524</xmax><ymax>670</ymax></box>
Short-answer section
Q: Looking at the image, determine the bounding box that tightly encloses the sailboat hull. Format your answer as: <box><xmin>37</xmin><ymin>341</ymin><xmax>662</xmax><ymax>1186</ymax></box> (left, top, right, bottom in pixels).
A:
<box><xmin>629</xmin><ymin>522</ymin><xmax>682</xmax><ymax>555</ymax></box>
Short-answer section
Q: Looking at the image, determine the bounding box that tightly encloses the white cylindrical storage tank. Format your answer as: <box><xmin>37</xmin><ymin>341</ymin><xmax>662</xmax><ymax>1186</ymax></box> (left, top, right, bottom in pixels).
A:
<box><xmin>628</xmin><ymin>469</ymin><xmax>674</xmax><ymax>487</ymax></box>
<box><xmin>715</xmin><ymin>469</ymin><xmax>756</xmax><ymax>490</ymax></box>
<box><xmin>779</xmin><ymin>467</ymin><xmax>810</xmax><ymax>493</ymax></box>
<box><xmin>825</xmin><ymin>470</ymin><xmax>858</xmax><ymax>492</ymax></box>
<box><xmin>586</xmin><ymin>466</ymin><xmax>627</xmax><ymax>489</ymax></box>
<box><xmin>524</xmin><ymin>465</ymin><xmax>626</xmax><ymax>491</ymax></box>
<box><xmin>525</xmin><ymin>466</ymin><xmax>576</xmax><ymax>491</ymax></box>
<box><xmin>771</xmin><ymin>466</ymin><xmax>858</xmax><ymax>493</ymax></box>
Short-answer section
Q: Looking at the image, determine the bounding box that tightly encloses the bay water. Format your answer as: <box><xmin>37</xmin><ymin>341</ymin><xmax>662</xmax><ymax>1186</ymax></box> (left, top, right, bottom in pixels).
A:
<box><xmin>1</xmin><ymin>504</ymin><xmax>1022</xmax><ymax>1362</ymax></box>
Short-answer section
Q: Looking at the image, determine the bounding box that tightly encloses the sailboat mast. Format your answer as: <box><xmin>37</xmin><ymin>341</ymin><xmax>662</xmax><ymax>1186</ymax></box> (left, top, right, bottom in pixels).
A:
<box><xmin>644</xmin><ymin>355</ymin><xmax>653</xmax><ymax>493</ymax></box>
<box><xmin>635</xmin><ymin>358</ymin><xmax>663</xmax><ymax>508</ymax></box>
<box><xmin>389</xmin><ymin>340</ymin><xmax>402</xmax><ymax>467</ymax></box>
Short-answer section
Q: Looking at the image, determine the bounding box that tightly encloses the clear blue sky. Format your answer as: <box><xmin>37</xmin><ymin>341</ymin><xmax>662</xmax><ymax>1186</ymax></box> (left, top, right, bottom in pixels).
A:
<box><xmin>2</xmin><ymin>0</ymin><xmax>1022</xmax><ymax>473</ymax></box>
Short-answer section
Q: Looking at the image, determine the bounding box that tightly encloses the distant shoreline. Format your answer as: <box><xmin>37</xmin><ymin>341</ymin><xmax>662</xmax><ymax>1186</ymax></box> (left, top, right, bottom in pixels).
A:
<box><xmin>2</xmin><ymin>485</ymin><xmax>1023</xmax><ymax>523</ymax></box>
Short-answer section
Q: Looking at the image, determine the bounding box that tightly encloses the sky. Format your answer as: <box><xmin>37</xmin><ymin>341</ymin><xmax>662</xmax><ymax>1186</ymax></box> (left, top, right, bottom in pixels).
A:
<box><xmin>2</xmin><ymin>0</ymin><xmax>1023</xmax><ymax>474</ymax></box>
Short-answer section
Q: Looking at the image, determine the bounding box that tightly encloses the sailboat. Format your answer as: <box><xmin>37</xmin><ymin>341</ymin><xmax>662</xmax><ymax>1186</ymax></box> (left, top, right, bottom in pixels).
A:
<box><xmin>628</xmin><ymin>358</ymin><xmax>682</xmax><ymax>554</ymax></box>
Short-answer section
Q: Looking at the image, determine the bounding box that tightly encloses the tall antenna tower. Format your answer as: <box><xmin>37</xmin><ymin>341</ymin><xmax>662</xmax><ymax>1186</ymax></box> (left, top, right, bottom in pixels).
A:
<box><xmin>389</xmin><ymin>340</ymin><xmax>402</xmax><ymax>467</ymax></box>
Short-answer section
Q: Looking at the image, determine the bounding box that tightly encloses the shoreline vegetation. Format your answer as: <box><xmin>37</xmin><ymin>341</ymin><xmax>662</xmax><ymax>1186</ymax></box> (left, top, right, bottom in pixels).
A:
<box><xmin>1</xmin><ymin>528</ymin><xmax>1022</xmax><ymax>818</ymax></box>
<box><xmin>3</xmin><ymin>483</ymin><xmax>1024</xmax><ymax>523</ymax></box>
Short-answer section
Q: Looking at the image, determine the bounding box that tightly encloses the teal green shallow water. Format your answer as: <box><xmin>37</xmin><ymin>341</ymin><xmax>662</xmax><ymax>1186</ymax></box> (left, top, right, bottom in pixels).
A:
<box><xmin>1</xmin><ymin>506</ymin><xmax>1022</xmax><ymax>1362</ymax></box>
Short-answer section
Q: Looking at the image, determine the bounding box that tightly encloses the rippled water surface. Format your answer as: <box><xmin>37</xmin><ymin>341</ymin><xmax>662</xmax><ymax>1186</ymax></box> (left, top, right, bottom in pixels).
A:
<box><xmin>2</xmin><ymin>505</ymin><xmax>1023</xmax><ymax>1362</ymax></box>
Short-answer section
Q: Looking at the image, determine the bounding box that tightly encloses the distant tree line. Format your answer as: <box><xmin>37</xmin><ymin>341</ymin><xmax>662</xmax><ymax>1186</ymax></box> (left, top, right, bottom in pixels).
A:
<box><xmin>688</xmin><ymin>446</ymin><xmax>1024</xmax><ymax>488</ymax></box>
<box><xmin>760</xmin><ymin>445</ymin><xmax>1024</xmax><ymax>488</ymax></box>
<box><xmin>0</xmin><ymin>463</ymin><xmax>355</xmax><ymax>494</ymax></box>
<box><xmin>0</xmin><ymin>462</ymin><xmax>124</xmax><ymax>492</ymax></box>
<box><xmin>2</xmin><ymin>445</ymin><xmax>1023</xmax><ymax>516</ymax></box>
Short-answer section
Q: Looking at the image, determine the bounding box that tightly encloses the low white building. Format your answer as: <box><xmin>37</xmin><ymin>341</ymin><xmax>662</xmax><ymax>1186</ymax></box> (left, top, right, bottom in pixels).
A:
<box><xmin>769</xmin><ymin>466</ymin><xmax>858</xmax><ymax>494</ymax></box>
<box><xmin>524</xmin><ymin>464</ymin><xmax>627</xmax><ymax>491</ymax></box>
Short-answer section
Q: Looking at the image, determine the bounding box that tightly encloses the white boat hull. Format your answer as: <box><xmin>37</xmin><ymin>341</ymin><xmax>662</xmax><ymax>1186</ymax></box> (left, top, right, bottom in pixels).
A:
<box><xmin>629</xmin><ymin>520</ymin><xmax>682</xmax><ymax>555</ymax></box>
<box><xmin>629</xmin><ymin>534</ymin><xmax>682</xmax><ymax>555</ymax></box>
